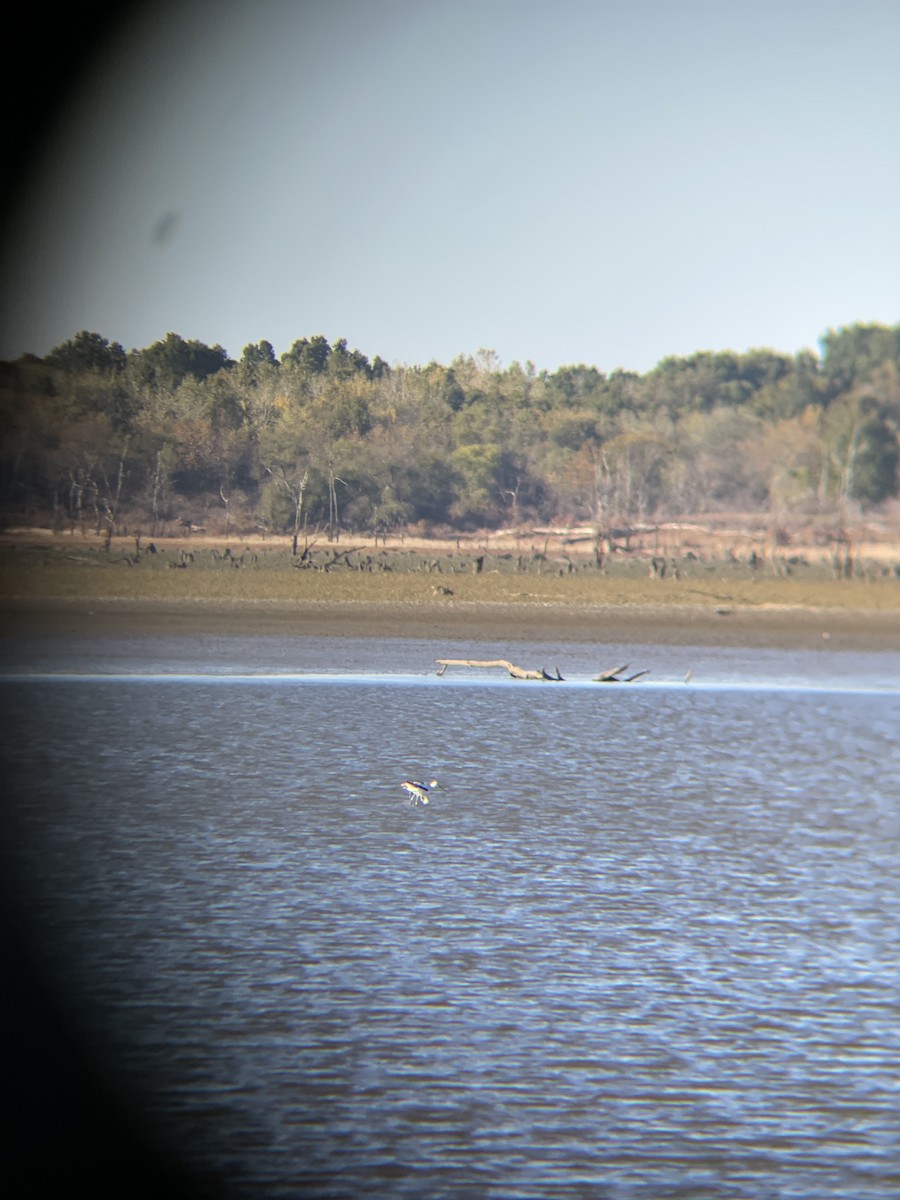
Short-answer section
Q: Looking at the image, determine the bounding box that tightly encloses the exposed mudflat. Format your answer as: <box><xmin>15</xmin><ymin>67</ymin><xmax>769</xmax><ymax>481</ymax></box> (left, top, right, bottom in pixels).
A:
<box><xmin>2</xmin><ymin>595</ymin><xmax>898</xmax><ymax>652</ymax></box>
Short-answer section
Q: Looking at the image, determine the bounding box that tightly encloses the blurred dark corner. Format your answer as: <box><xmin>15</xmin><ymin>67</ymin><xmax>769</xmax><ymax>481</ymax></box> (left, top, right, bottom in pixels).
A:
<box><xmin>2</xmin><ymin>11</ymin><xmax>215</xmax><ymax>1193</ymax></box>
<box><xmin>2</xmin><ymin>3</ymin><xmax>154</xmax><ymax>235</ymax></box>
<box><xmin>2</xmin><ymin>911</ymin><xmax>206</xmax><ymax>1199</ymax></box>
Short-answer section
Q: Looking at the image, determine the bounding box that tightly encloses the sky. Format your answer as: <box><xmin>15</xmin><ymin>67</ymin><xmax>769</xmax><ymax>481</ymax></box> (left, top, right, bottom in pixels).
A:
<box><xmin>2</xmin><ymin>0</ymin><xmax>898</xmax><ymax>374</ymax></box>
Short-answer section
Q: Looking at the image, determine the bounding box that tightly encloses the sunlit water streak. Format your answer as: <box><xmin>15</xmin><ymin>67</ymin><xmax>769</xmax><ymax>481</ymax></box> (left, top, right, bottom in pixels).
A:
<box><xmin>3</xmin><ymin>638</ymin><xmax>899</xmax><ymax>1198</ymax></box>
<box><xmin>2</xmin><ymin>673</ymin><xmax>900</xmax><ymax>697</ymax></box>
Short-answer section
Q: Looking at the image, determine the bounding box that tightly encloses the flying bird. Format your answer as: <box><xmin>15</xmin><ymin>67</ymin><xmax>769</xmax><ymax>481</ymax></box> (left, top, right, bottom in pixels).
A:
<box><xmin>401</xmin><ymin>778</ymin><xmax>438</xmax><ymax>806</ymax></box>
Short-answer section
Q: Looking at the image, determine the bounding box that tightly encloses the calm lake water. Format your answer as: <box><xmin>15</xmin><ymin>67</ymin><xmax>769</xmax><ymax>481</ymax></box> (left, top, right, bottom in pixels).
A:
<box><xmin>3</xmin><ymin>633</ymin><xmax>899</xmax><ymax>1198</ymax></box>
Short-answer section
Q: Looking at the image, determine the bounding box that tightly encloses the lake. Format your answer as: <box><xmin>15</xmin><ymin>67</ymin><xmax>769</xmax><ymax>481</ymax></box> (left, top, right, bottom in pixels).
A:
<box><xmin>3</xmin><ymin>633</ymin><xmax>899</xmax><ymax>1198</ymax></box>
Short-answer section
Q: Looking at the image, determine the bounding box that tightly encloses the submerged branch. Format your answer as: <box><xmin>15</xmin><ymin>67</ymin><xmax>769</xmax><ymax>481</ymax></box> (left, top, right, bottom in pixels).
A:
<box><xmin>593</xmin><ymin>664</ymin><xmax>650</xmax><ymax>682</ymax></box>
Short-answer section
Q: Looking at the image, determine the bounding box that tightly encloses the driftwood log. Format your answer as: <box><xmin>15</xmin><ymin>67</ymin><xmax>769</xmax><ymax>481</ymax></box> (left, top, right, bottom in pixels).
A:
<box><xmin>435</xmin><ymin>658</ymin><xmax>564</xmax><ymax>681</ymax></box>
<box><xmin>435</xmin><ymin>658</ymin><xmax>649</xmax><ymax>682</ymax></box>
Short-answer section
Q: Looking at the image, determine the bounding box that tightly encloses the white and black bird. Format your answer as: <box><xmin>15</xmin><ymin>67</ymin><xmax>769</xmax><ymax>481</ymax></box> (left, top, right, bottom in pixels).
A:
<box><xmin>401</xmin><ymin>778</ymin><xmax>438</xmax><ymax>806</ymax></box>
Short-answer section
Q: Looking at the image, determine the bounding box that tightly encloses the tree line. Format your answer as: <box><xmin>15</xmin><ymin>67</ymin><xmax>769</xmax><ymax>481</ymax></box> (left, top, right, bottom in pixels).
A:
<box><xmin>1</xmin><ymin>323</ymin><xmax>898</xmax><ymax>542</ymax></box>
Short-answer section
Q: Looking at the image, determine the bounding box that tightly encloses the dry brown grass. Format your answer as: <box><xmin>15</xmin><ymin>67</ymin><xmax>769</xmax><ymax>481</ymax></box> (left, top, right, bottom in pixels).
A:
<box><xmin>1</xmin><ymin>528</ymin><xmax>899</xmax><ymax>613</ymax></box>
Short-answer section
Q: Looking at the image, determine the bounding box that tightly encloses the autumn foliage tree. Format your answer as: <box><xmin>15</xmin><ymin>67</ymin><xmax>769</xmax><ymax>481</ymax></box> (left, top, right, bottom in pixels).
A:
<box><xmin>1</xmin><ymin>323</ymin><xmax>897</xmax><ymax>538</ymax></box>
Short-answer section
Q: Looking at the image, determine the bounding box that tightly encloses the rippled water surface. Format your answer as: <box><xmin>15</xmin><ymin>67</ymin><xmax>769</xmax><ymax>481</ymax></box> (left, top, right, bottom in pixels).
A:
<box><xmin>3</xmin><ymin>636</ymin><xmax>900</xmax><ymax>1198</ymax></box>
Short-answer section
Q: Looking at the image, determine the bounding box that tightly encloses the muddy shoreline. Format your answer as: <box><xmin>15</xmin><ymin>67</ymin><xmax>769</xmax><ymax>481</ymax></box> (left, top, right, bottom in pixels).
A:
<box><xmin>3</xmin><ymin>596</ymin><xmax>899</xmax><ymax>651</ymax></box>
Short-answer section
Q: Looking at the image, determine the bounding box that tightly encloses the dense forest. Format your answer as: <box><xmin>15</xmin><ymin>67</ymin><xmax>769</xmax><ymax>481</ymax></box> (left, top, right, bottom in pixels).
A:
<box><xmin>1</xmin><ymin>323</ymin><xmax>898</xmax><ymax>543</ymax></box>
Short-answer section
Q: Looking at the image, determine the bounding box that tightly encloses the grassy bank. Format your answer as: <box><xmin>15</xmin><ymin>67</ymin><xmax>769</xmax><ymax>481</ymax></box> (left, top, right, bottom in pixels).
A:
<box><xmin>1</xmin><ymin>537</ymin><xmax>899</xmax><ymax>613</ymax></box>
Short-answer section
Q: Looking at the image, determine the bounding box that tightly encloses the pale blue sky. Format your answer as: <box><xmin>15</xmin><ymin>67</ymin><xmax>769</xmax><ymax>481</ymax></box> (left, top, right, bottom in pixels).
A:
<box><xmin>2</xmin><ymin>0</ymin><xmax>898</xmax><ymax>372</ymax></box>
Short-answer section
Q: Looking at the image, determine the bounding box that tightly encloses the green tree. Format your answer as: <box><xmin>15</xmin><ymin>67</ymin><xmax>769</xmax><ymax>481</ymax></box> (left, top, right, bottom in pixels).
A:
<box><xmin>127</xmin><ymin>333</ymin><xmax>233</xmax><ymax>394</ymax></box>
<box><xmin>545</xmin><ymin>364</ymin><xmax>607</xmax><ymax>409</ymax></box>
<box><xmin>820</xmin><ymin>324</ymin><xmax>900</xmax><ymax>394</ymax></box>
<box><xmin>299</xmin><ymin>335</ymin><xmax>331</xmax><ymax>374</ymax></box>
<box><xmin>240</xmin><ymin>340</ymin><xmax>277</xmax><ymax>370</ymax></box>
<box><xmin>749</xmin><ymin>351</ymin><xmax>824</xmax><ymax>421</ymax></box>
<box><xmin>450</xmin><ymin>443</ymin><xmax>504</xmax><ymax>524</ymax></box>
<box><xmin>40</xmin><ymin>332</ymin><xmax>135</xmax><ymax>427</ymax></box>
<box><xmin>46</xmin><ymin>331</ymin><xmax>126</xmax><ymax>376</ymax></box>
<box><xmin>823</xmin><ymin>394</ymin><xmax>899</xmax><ymax>508</ymax></box>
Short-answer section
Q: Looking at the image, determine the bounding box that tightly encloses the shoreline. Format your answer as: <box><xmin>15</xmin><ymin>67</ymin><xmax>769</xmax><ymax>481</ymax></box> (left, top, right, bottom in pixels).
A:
<box><xmin>3</xmin><ymin>596</ymin><xmax>899</xmax><ymax>651</ymax></box>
